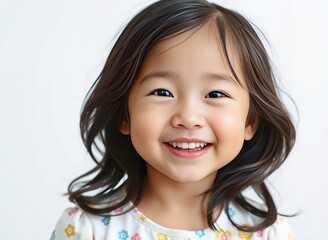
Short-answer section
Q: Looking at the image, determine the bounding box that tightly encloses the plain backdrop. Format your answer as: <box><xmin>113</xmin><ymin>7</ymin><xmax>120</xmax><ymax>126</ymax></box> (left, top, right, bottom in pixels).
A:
<box><xmin>1</xmin><ymin>0</ymin><xmax>327</xmax><ymax>239</ymax></box>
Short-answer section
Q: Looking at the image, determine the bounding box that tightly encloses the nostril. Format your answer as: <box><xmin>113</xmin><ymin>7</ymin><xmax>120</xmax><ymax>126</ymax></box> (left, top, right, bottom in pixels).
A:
<box><xmin>171</xmin><ymin>116</ymin><xmax>204</xmax><ymax>128</ymax></box>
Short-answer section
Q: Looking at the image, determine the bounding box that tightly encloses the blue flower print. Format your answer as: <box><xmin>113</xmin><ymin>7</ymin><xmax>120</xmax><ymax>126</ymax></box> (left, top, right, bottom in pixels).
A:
<box><xmin>228</xmin><ymin>207</ymin><xmax>235</xmax><ymax>218</ymax></box>
<box><xmin>118</xmin><ymin>229</ymin><xmax>129</xmax><ymax>240</ymax></box>
<box><xmin>101</xmin><ymin>216</ymin><xmax>110</xmax><ymax>225</ymax></box>
<box><xmin>195</xmin><ymin>230</ymin><xmax>205</xmax><ymax>238</ymax></box>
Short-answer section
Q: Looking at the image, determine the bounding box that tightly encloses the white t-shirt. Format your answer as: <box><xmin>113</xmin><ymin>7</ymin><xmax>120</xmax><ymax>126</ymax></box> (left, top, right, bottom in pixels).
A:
<box><xmin>51</xmin><ymin>200</ymin><xmax>294</xmax><ymax>240</ymax></box>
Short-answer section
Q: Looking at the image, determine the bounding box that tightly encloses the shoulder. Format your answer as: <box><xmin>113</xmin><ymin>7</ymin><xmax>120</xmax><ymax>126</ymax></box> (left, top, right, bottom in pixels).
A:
<box><xmin>266</xmin><ymin>216</ymin><xmax>294</xmax><ymax>240</ymax></box>
<box><xmin>51</xmin><ymin>189</ymin><xmax>132</xmax><ymax>239</ymax></box>
<box><xmin>51</xmin><ymin>206</ymin><xmax>108</xmax><ymax>240</ymax></box>
<box><xmin>226</xmin><ymin>202</ymin><xmax>294</xmax><ymax>239</ymax></box>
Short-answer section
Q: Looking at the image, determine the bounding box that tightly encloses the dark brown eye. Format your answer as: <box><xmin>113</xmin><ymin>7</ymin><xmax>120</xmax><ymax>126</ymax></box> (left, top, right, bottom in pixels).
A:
<box><xmin>205</xmin><ymin>91</ymin><xmax>226</xmax><ymax>98</ymax></box>
<box><xmin>151</xmin><ymin>89</ymin><xmax>173</xmax><ymax>97</ymax></box>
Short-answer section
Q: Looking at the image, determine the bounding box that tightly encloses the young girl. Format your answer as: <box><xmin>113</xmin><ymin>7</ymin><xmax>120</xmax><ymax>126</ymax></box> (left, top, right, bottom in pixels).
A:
<box><xmin>52</xmin><ymin>0</ymin><xmax>296</xmax><ymax>239</ymax></box>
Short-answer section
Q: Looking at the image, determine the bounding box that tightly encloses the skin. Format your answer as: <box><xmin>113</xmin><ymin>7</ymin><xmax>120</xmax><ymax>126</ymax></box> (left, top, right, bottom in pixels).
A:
<box><xmin>121</xmin><ymin>20</ymin><xmax>256</xmax><ymax>230</ymax></box>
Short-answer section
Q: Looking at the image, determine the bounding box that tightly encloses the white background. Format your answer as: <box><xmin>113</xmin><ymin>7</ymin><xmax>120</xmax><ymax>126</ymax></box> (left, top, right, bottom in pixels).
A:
<box><xmin>1</xmin><ymin>0</ymin><xmax>327</xmax><ymax>239</ymax></box>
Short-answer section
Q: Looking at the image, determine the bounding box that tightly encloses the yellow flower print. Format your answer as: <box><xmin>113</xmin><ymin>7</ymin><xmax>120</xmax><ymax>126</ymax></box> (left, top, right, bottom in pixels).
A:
<box><xmin>216</xmin><ymin>229</ymin><xmax>232</xmax><ymax>240</ymax></box>
<box><xmin>237</xmin><ymin>225</ymin><xmax>253</xmax><ymax>240</ymax></box>
<box><xmin>288</xmin><ymin>233</ymin><xmax>294</xmax><ymax>240</ymax></box>
<box><xmin>156</xmin><ymin>233</ymin><xmax>168</xmax><ymax>240</ymax></box>
<box><xmin>139</xmin><ymin>214</ymin><xmax>147</xmax><ymax>222</ymax></box>
<box><xmin>275</xmin><ymin>216</ymin><xmax>284</xmax><ymax>224</ymax></box>
<box><xmin>64</xmin><ymin>224</ymin><xmax>75</xmax><ymax>237</ymax></box>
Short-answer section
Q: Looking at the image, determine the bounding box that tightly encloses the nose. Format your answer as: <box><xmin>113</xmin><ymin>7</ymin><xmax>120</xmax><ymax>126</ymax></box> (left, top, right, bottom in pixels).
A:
<box><xmin>171</xmin><ymin>99</ymin><xmax>206</xmax><ymax>129</ymax></box>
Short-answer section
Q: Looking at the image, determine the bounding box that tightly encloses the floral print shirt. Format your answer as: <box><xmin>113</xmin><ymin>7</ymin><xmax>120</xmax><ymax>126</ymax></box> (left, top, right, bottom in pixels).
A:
<box><xmin>51</xmin><ymin>201</ymin><xmax>293</xmax><ymax>240</ymax></box>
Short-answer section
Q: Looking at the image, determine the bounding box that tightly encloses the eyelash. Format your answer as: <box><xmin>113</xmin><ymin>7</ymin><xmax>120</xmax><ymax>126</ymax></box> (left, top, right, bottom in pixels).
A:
<box><xmin>151</xmin><ymin>89</ymin><xmax>173</xmax><ymax>97</ymax></box>
<box><xmin>205</xmin><ymin>91</ymin><xmax>227</xmax><ymax>98</ymax></box>
<box><xmin>150</xmin><ymin>89</ymin><xmax>227</xmax><ymax>98</ymax></box>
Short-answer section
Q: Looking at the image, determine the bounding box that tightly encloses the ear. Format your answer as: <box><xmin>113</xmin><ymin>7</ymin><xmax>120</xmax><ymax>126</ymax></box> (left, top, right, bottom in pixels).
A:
<box><xmin>120</xmin><ymin>120</ymin><xmax>130</xmax><ymax>135</ymax></box>
<box><xmin>244</xmin><ymin>117</ymin><xmax>259</xmax><ymax>140</ymax></box>
<box><xmin>244</xmin><ymin>124</ymin><xmax>256</xmax><ymax>140</ymax></box>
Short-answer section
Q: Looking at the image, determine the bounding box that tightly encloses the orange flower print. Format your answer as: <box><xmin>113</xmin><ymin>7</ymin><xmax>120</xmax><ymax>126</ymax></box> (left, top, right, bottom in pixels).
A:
<box><xmin>237</xmin><ymin>225</ymin><xmax>253</xmax><ymax>240</ymax></box>
<box><xmin>216</xmin><ymin>229</ymin><xmax>232</xmax><ymax>240</ymax></box>
<box><xmin>64</xmin><ymin>224</ymin><xmax>75</xmax><ymax>237</ymax></box>
<box><xmin>156</xmin><ymin>233</ymin><xmax>168</xmax><ymax>240</ymax></box>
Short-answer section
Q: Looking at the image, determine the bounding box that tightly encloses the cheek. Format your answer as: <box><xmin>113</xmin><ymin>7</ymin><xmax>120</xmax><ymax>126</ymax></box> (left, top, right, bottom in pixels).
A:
<box><xmin>129</xmin><ymin>119</ymin><xmax>151</xmax><ymax>160</ymax></box>
<box><xmin>129</xmin><ymin>103</ymin><xmax>162</xmax><ymax>133</ymax></box>
<box><xmin>212</xmin><ymin>111</ymin><xmax>248</xmax><ymax>153</ymax></box>
<box><xmin>129</xmin><ymin>114</ymin><xmax>151</xmax><ymax>143</ymax></box>
<box><xmin>128</xmin><ymin>104</ymin><xmax>165</xmax><ymax>155</ymax></box>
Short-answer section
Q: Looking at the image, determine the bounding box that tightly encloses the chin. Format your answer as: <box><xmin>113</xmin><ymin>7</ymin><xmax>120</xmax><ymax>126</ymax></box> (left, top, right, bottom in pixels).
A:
<box><xmin>169</xmin><ymin>171</ymin><xmax>217</xmax><ymax>185</ymax></box>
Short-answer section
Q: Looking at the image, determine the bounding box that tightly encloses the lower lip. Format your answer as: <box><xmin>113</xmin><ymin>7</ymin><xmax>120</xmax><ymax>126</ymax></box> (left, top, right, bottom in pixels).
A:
<box><xmin>164</xmin><ymin>143</ymin><xmax>211</xmax><ymax>158</ymax></box>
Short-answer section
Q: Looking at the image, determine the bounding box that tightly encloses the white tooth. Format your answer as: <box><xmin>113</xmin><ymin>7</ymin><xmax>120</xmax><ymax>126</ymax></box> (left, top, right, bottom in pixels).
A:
<box><xmin>188</xmin><ymin>142</ymin><xmax>196</xmax><ymax>149</ymax></box>
<box><xmin>181</xmin><ymin>143</ymin><xmax>188</xmax><ymax>149</ymax></box>
<box><xmin>171</xmin><ymin>142</ymin><xmax>208</xmax><ymax>149</ymax></box>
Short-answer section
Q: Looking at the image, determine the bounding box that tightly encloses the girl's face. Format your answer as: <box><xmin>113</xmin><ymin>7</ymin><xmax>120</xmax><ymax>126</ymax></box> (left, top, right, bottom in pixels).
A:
<box><xmin>121</xmin><ymin>21</ymin><xmax>256</xmax><ymax>185</ymax></box>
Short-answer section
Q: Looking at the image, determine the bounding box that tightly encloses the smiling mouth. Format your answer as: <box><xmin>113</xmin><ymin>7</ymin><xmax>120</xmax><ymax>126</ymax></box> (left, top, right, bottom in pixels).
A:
<box><xmin>167</xmin><ymin>142</ymin><xmax>209</xmax><ymax>151</ymax></box>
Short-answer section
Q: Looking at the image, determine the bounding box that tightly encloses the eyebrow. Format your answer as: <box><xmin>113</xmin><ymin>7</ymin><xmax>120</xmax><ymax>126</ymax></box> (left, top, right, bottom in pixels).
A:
<box><xmin>202</xmin><ymin>72</ymin><xmax>238</xmax><ymax>85</ymax></box>
<box><xmin>140</xmin><ymin>71</ymin><xmax>178</xmax><ymax>84</ymax></box>
<box><xmin>140</xmin><ymin>71</ymin><xmax>238</xmax><ymax>85</ymax></box>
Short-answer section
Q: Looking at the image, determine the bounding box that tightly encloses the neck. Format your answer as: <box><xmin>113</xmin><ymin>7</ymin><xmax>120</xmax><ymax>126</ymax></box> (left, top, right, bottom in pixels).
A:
<box><xmin>136</xmin><ymin>164</ymin><xmax>221</xmax><ymax>230</ymax></box>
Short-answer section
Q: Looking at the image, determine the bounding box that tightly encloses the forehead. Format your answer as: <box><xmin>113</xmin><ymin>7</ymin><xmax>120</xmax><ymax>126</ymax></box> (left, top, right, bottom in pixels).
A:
<box><xmin>146</xmin><ymin>21</ymin><xmax>222</xmax><ymax>63</ymax></box>
<box><xmin>137</xmin><ymin>20</ymin><xmax>245</xmax><ymax>86</ymax></box>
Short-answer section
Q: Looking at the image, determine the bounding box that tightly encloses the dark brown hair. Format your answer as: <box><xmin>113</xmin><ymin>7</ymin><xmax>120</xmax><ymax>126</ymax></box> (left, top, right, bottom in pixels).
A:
<box><xmin>68</xmin><ymin>0</ymin><xmax>296</xmax><ymax>232</ymax></box>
